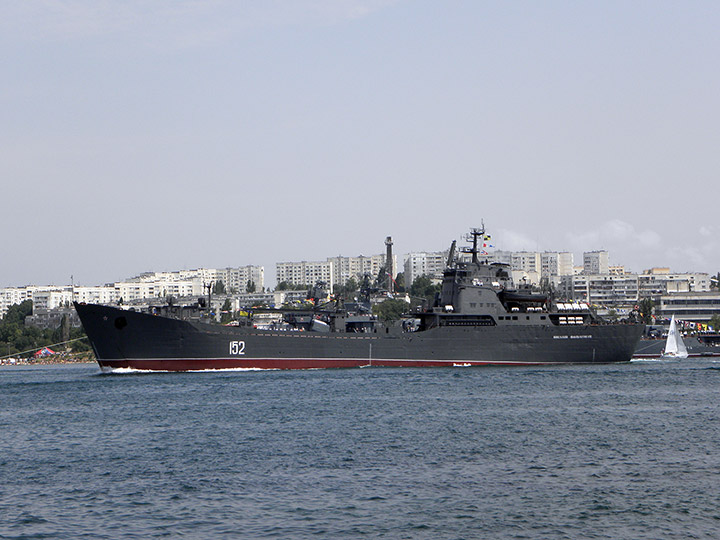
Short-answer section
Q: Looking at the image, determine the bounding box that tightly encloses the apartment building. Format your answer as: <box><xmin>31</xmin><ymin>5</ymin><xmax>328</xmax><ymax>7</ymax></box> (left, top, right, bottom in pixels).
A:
<box><xmin>541</xmin><ymin>252</ymin><xmax>574</xmax><ymax>278</ymax></box>
<box><xmin>276</xmin><ymin>260</ymin><xmax>334</xmax><ymax>289</ymax></box>
<box><xmin>558</xmin><ymin>274</ymin><xmax>640</xmax><ymax>307</ymax></box>
<box><xmin>404</xmin><ymin>251</ymin><xmax>449</xmax><ymax>285</ymax></box>
<box><xmin>0</xmin><ymin>265</ymin><xmax>265</xmax><ymax>318</ymax></box>
<box><xmin>327</xmin><ymin>254</ymin><xmax>387</xmax><ymax>286</ymax></box>
<box><xmin>583</xmin><ymin>251</ymin><xmax>609</xmax><ymax>275</ymax></box>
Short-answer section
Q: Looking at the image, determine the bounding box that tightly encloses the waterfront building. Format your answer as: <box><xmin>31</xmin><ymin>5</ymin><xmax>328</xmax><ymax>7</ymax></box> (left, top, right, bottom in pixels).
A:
<box><xmin>638</xmin><ymin>269</ymin><xmax>710</xmax><ymax>297</ymax></box>
<box><xmin>656</xmin><ymin>292</ymin><xmax>720</xmax><ymax>322</ymax></box>
<box><xmin>559</xmin><ymin>274</ymin><xmax>639</xmax><ymax>307</ymax></box>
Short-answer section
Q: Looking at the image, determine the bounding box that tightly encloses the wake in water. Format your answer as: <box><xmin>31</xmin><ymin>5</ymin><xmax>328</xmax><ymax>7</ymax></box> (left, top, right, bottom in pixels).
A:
<box><xmin>98</xmin><ymin>366</ymin><xmax>275</xmax><ymax>375</ymax></box>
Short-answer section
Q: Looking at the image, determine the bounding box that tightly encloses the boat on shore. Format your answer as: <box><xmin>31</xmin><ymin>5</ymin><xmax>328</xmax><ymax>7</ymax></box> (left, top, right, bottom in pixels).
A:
<box><xmin>75</xmin><ymin>228</ymin><xmax>644</xmax><ymax>372</ymax></box>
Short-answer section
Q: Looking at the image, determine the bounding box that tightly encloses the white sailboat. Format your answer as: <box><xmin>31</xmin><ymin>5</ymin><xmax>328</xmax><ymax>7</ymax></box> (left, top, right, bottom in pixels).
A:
<box><xmin>662</xmin><ymin>315</ymin><xmax>688</xmax><ymax>359</ymax></box>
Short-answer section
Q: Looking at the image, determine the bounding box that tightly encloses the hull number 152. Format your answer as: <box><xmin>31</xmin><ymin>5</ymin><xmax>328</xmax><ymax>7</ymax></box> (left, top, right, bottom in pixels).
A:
<box><xmin>229</xmin><ymin>341</ymin><xmax>246</xmax><ymax>355</ymax></box>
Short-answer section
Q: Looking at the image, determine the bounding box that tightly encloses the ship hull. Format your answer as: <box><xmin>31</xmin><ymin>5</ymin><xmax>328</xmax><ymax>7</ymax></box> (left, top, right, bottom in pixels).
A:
<box><xmin>75</xmin><ymin>303</ymin><xmax>644</xmax><ymax>371</ymax></box>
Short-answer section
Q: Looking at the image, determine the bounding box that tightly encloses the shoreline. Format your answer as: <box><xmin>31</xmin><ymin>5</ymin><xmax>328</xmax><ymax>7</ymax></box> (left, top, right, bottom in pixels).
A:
<box><xmin>0</xmin><ymin>353</ymin><xmax>95</xmax><ymax>367</ymax></box>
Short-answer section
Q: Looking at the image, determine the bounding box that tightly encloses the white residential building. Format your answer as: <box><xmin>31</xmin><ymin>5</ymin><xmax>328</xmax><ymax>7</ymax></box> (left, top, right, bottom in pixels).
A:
<box><xmin>276</xmin><ymin>260</ymin><xmax>334</xmax><ymax>289</ymax></box>
<box><xmin>327</xmin><ymin>254</ymin><xmax>388</xmax><ymax>286</ymax></box>
<box><xmin>512</xmin><ymin>252</ymin><xmax>541</xmax><ymax>274</ymax></box>
<box><xmin>0</xmin><ymin>265</ymin><xmax>265</xmax><ymax>318</ymax></box>
<box><xmin>0</xmin><ymin>287</ymin><xmax>32</xmax><ymax>318</ymax></box>
<box><xmin>404</xmin><ymin>251</ymin><xmax>449</xmax><ymax>286</ymax></box>
<box><xmin>583</xmin><ymin>251</ymin><xmax>610</xmax><ymax>275</ymax></box>
<box><xmin>559</xmin><ymin>274</ymin><xmax>639</xmax><ymax>307</ymax></box>
<box><xmin>541</xmin><ymin>252</ymin><xmax>574</xmax><ymax>278</ymax></box>
<box><xmin>638</xmin><ymin>269</ymin><xmax>710</xmax><ymax>296</ymax></box>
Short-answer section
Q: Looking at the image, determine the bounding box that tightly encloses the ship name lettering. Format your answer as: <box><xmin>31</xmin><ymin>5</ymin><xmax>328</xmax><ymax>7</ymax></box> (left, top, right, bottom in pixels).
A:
<box><xmin>229</xmin><ymin>340</ymin><xmax>246</xmax><ymax>355</ymax></box>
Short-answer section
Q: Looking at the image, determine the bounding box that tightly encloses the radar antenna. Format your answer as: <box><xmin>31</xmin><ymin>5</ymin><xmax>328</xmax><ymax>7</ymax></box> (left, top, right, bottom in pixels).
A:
<box><xmin>459</xmin><ymin>222</ymin><xmax>487</xmax><ymax>264</ymax></box>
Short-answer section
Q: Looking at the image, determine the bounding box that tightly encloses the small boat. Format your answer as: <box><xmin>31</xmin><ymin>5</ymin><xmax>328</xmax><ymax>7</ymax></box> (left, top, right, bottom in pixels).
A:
<box><xmin>662</xmin><ymin>315</ymin><xmax>688</xmax><ymax>359</ymax></box>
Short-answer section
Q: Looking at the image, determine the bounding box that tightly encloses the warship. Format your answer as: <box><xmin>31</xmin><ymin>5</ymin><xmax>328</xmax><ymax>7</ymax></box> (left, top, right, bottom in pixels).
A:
<box><xmin>75</xmin><ymin>228</ymin><xmax>644</xmax><ymax>371</ymax></box>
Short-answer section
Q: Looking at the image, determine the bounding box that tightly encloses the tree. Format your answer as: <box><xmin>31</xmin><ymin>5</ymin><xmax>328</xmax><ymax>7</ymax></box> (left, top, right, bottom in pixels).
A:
<box><xmin>345</xmin><ymin>277</ymin><xmax>359</xmax><ymax>293</ymax></box>
<box><xmin>394</xmin><ymin>272</ymin><xmax>406</xmax><ymax>293</ymax></box>
<box><xmin>372</xmin><ymin>299</ymin><xmax>409</xmax><ymax>322</ymax></box>
<box><xmin>220</xmin><ymin>298</ymin><xmax>233</xmax><ymax>324</ymax></box>
<box><xmin>212</xmin><ymin>280</ymin><xmax>226</xmax><ymax>295</ymax></box>
<box><xmin>246</xmin><ymin>280</ymin><xmax>256</xmax><ymax>293</ymax></box>
<box><xmin>410</xmin><ymin>275</ymin><xmax>441</xmax><ymax>307</ymax></box>
<box><xmin>709</xmin><ymin>314</ymin><xmax>720</xmax><ymax>332</ymax></box>
<box><xmin>638</xmin><ymin>297</ymin><xmax>655</xmax><ymax>325</ymax></box>
<box><xmin>276</xmin><ymin>281</ymin><xmax>307</xmax><ymax>291</ymax></box>
<box><xmin>375</xmin><ymin>266</ymin><xmax>388</xmax><ymax>289</ymax></box>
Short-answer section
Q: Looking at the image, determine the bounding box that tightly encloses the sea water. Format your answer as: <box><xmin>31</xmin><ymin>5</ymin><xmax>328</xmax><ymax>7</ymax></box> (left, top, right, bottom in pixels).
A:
<box><xmin>1</xmin><ymin>360</ymin><xmax>720</xmax><ymax>539</ymax></box>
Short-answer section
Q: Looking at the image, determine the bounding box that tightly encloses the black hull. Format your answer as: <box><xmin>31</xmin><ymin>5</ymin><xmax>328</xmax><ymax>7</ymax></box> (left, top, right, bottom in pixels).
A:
<box><xmin>75</xmin><ymin>303</ymin><xmax>644</xmax><ymax>371</ymax></box>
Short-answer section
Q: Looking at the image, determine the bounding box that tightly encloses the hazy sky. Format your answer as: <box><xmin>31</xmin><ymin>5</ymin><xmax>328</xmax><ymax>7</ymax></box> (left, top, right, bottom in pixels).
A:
<box><xmin>3</xmin><ymin>0</ymin><xmax>719</xmax><ymax>288</ymax></box>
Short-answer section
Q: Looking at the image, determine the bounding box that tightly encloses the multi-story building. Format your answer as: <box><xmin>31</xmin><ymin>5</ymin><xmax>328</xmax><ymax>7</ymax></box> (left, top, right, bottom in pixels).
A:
<box><xmin>511</xmin><ymin>252</ymin><xmax>541</xmax><ymax>275</ymax></box>
<box><xmin>558</xmin><ymin>274</ymin><xmax>639</xmax><ymax>307</ymax></box>
<box><xmin>328</xmin><ymin>254</ymin><xmax>388</xmax><ymax>286</ymax></box>
<box><xmin>404</xmin><ymin>251</ymin><xmax>449</xmax><ymax>285</ymax></box>
<box><xmin>0</xmin><ymin>265</ymin><xmax>264</xmax><ymax>318</ymax></box>
<box><xmin>114</xmin><ymin>279</ymin><xmax>200</xmax><ymax>303</ymax></box>
<box><xmin>278</xmin><ymin>254</ymin><xmax>397</xmax><ymax>290</ymax></box>
<box><xmin>276</xmin><ymin>260</ymin><xmax>334</xmax><ymax>289</ymax></box>
<box><xmin>73</xmin><ymin>286</ymin><xmax>120</xmax><ymax>305</ymax></box>
<box><xmin>656</xmin><ymin>292</ymin><xmax>720</xmax><ymax>323</ymax></box>
<box><xmin>127</xmin><ymin>266</ymin><xmax>264</xmax><ymax>294</ymax></box>
<box><xmin>541</xmin><ymin>252</ymin><xmax>574</xmax><ymax>278</ymax></box>
<box><xmin>0</xmin><ymin>287</ymin><xmax>32</xmax><ymax>318</ymax></box>
<box><xmin>486</xmin><ymin>250</ymin><xmax>513</xmax><ymax>266</ymax></box>
<box><xmin>583</xmin><ymin>251</ymin><xmax>609</xmax><ymax>275</ymax></box>
<box><xmin>638</xmin><ymin>269</ymin><xmax>710</xmax><ymax>298</ymax></box>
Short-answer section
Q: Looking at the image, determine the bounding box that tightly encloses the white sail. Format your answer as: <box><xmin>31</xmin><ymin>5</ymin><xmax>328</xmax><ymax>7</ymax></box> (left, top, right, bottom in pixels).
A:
<box><xmin>663</xmin><ymin>315</ymin><xmax>688</xmax><ymax>358</ymax></box>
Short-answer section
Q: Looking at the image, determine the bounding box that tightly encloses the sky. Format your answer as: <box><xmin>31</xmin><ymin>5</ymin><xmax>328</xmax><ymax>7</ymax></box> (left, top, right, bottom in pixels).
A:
<box><xmin>2</xmin><ymin>0</ymin><xmax>720</xmax><ymax>288</ymax></box>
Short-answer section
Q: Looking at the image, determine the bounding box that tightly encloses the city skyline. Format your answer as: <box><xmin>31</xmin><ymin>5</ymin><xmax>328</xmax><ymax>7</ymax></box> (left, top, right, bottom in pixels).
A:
<box><xmin>3</xmin><ymin>1</ymin><xmax>719</xmax><ymax>288</ymax></box>
<box><xmin>0</xmin><ymin>240</ymin><xmax>710</xmax><ymax>290</ymax></box>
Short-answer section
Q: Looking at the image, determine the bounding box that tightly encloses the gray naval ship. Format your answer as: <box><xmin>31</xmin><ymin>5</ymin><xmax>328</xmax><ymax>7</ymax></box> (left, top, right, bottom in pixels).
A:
<box><xmin>75</xmin><ymin>227</ymin><xmax>644</xmax><ymax>371</ymax></box>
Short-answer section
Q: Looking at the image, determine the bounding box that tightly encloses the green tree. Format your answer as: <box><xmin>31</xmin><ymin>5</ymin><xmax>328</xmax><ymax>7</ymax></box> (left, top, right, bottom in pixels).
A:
<box><xmin>372</xmin><ymin>299</ymin><xmax>409</xmax><ymax>322</ymax></box>
<box><xmin>394</xmin><ymin>272</ymin><xmax>406</xmax><ymax>293</ymax></box>
<box><xmin>410</xmin><ymin>275</ymin><xmax>441</xmax><ymax>307</ymax></box>
<box><xmin>638</xmin><ymin>297</ymin><xmax>655</xmax><ymax>325</ymax></box>
<box><xmin>345</xmin><ymin>277</ymin><xmax>359</xmax><ymax>293</ymax></box>
<box><xmin>213</xmin><ymin>280</ymin><xmax>226</xmax><ymax>294</ymax></box>
<box><xmin>246</xmin><ymin>280</ymin><xmax>256</xmax><ymax>293</ymax></box>
<box><xmin>220</xmin><ymin>298</ymin><xmax>233</xmax><ymax>324</ymax></box>
<box><xmin>709</xmin><ymin>314</ymin><xmax>720</xmax><ymax>332</ymax></box>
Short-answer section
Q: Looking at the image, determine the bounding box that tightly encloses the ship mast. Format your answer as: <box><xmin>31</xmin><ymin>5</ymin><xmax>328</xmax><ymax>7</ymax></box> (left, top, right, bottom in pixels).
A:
<box><xmin>460</xmin><ymin>223</ymin><xmax>486</xmax><ymax>264</ymax></box>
